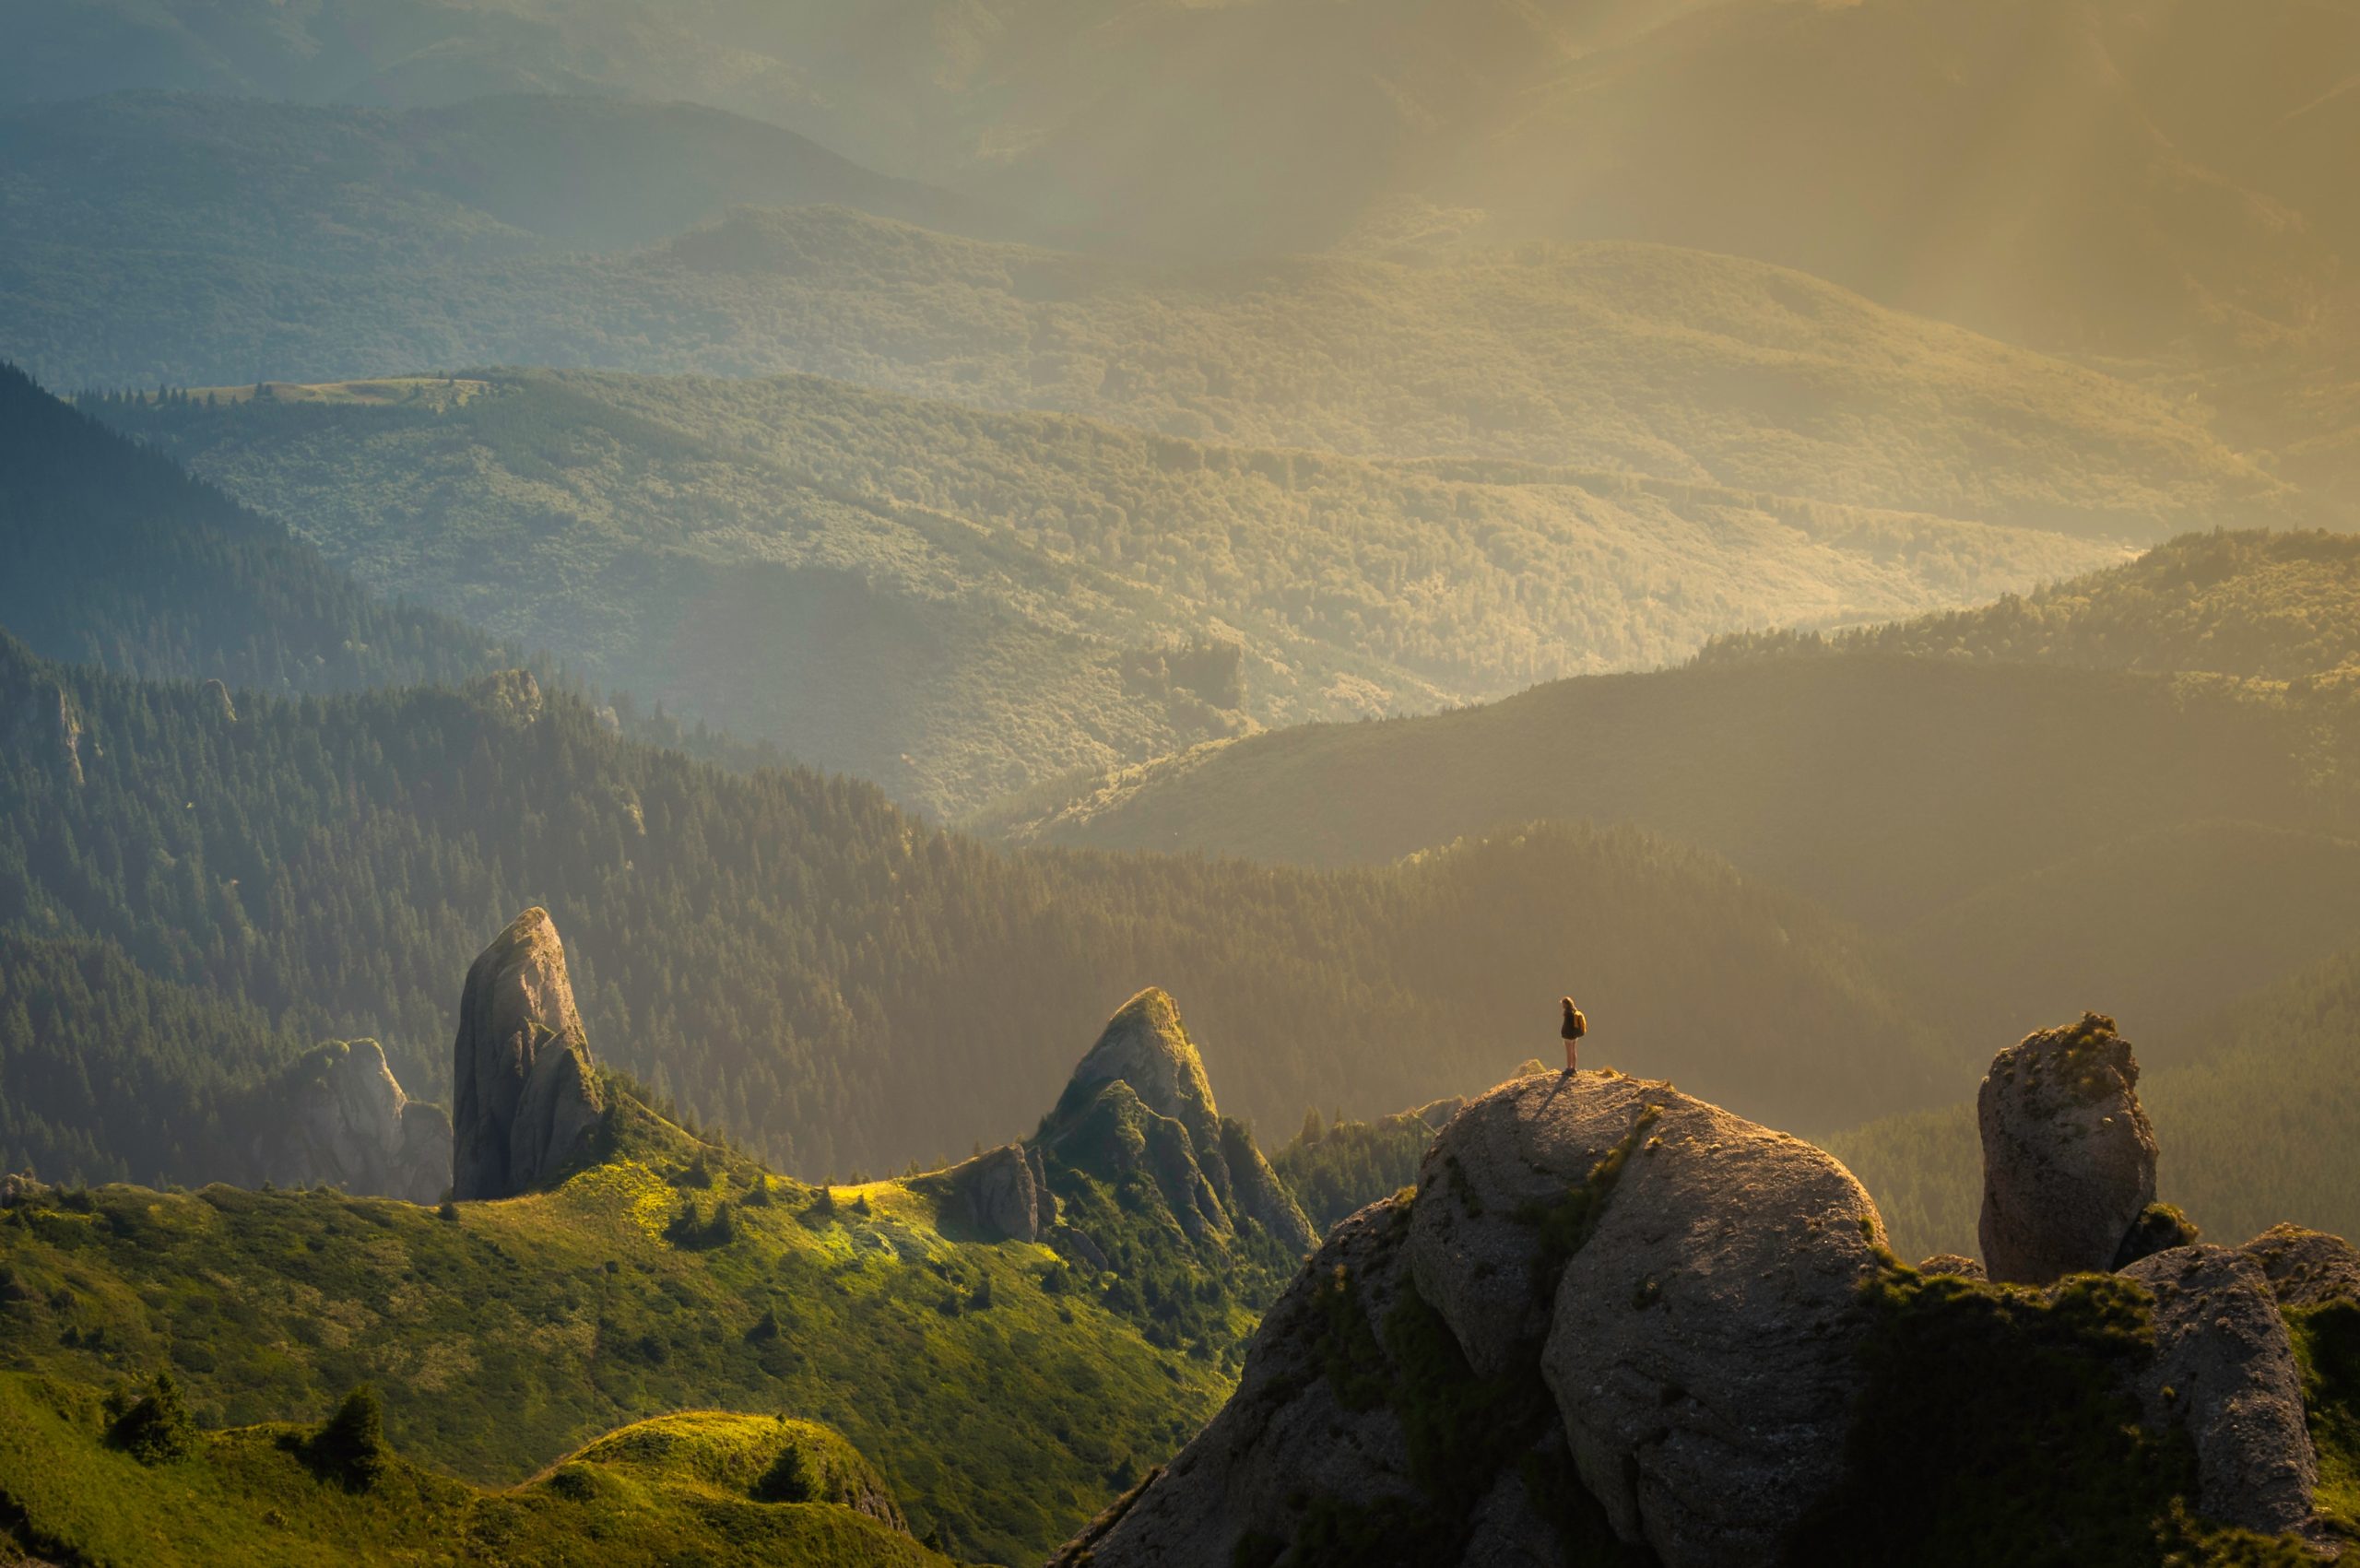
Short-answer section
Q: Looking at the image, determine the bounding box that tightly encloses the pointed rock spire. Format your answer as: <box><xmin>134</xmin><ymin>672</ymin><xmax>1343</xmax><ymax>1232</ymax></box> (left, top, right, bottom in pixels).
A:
<box><xmin>450</xmin><ymin>908</ymin><xmax>605</xmax><ymax>1200</ymax></box>
<box><xmin>1066</xmin><ymin>988</ymin><xmax>1222</xmax><ymax>1141</ymax></box>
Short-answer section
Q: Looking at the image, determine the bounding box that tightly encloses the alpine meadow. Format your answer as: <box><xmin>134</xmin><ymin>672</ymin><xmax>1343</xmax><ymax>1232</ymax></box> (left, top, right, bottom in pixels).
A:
<box><xmin>6</xmin><ymin>3</ymin><xmax>2360</xmax><ymax>1565</ymax></box>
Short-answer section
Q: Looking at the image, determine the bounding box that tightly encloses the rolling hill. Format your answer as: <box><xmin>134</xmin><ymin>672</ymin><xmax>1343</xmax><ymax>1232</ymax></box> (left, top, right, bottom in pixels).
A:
<box><xmin>980</xmin><ymin>533</ymin><xmax>2360</xmax><ymax>1091</ymax></box>
<box><xmin>84</xmin><ymin>363</ymin><xmax>2150</xmax><ymax>815</ymax></box>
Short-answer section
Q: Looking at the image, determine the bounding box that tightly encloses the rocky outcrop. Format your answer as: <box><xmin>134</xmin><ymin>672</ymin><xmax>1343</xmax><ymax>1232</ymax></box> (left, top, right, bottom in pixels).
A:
<box><xmin>1977</xmin><ymin>1013</ymin><xmax>2157</xmax><ymax>1285</ymax></box>
<box><xmin>1066</xmin><ymin>1015</ymin><xmax>2345</xmax><ymax>1568</ymax></box>
<box><xmin>1068</xmin><ymin>1072</ymin><xmax>1888</xmax><ymax>1568</ymax></box>
<box><xmin>8</xmin><ymin>676</ymin><xmax>84</xmax><ymax>785</ymax></box>
<box><xmin>940</xmin><ymin>1143</ymin><xmax>1043</xmax><ymax>1243</ymax></box>
<box><xmin>451</xmin><ymin>908</ymin><xmax>605</xmax><ymax>1200</ymax></box>
<box><xmin>2118</xmin><ymin>1245</ymin><xmax>2321</xmax><ymax>1540</ymax></box>
<box><xmin>1048</xmin><ymin>1199</ymin><xmax>1430</xmax><ymax>1568</ymax></box>
<box><xmin>1037</xmin><ymin>989</ymin><xmax>1314</xmax><ymax>1255</ymax></box>
<box><xmin>2242</xmin><ymin>1223</ymin><xmax>2360</xmax><ymax>1308</ymax></box>
<box><xmin>200</xmin><ymin>678</ymin><xmax>237</xmax><ymax>724</ymax></box>
<box><xmin>252</xmin><ymin>1040</ymin><xmax>451</xmax><ymax>1204</ymax></box>
<box><xmin>1537</xmin><ymin>1083</ymin><xmax>1887</xmax><ymax>1564</ymax></box>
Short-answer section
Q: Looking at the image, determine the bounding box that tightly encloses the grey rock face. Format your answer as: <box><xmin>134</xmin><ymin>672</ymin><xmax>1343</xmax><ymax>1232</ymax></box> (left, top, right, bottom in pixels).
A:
<box><xmin>253</xmin><ymin>1039</ymin><xmax>451</xmax><ymax>1204</ymax></box>
<box><xmin>2118</xmin><ymin>1245</ymin><xmax>2320</xmax><ymax>1539</ymax></box>
<box><xmin>941</xmin><ymin>1143</ymin><xmax>1040</xmax><ymax>1243</ymax></box>
<box><xmin>1067</xmin><ymin>988</ymin><xmax>1223</xmax><ymax>1138</ymax></box>
<box><xmin>1048</xmin><ymin>1198</ymin><xmax>1423</xmax><ymax>1568</ymax></box>
<box><xmin>1406</xmin><ymin>1071</ymin><xmax>1661</xmax><ymax>1379</ymax></box>
<box><xmin>451</xmin><ymin>908</ymin><xmax>605</xmax><ymax>1200</ymax></box>
<box><xmin>1455</xmin><ymin>1431</ymin><xmax>1579</xmax><ymax>1568</ymax></box>
<box><xmin>10</xmin><ymin>678</ymin><xmax>83</xmax><ymax>785</ymax></box>
<box><xmin>2241</xmin><ymin>1223</ymin><xmax>2360</xmax><ymax>1308</ymax></box>
<box><xmin>1540</xmin><ymin>1084</ymin><xmax>1887</xmax><ymax>1566</ymax></box>
<box><xmin>200</xmin><ymin>678</ymin><xmax>237</xmax><ymax>724</ymax></box>
<box><xmin>1977</xmin><ymin>1013</ymin><xmax>2157</xmax><ymax>1285</ymax></box>
<box><xmin>1075</xmin><ymin>1071</ymin><xmax>1887</xmax><ymax>1568</ymax></box>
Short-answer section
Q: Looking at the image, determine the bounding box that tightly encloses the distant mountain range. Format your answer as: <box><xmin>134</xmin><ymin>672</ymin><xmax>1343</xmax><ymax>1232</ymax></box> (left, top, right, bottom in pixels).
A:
<box><xmin>10</xmin><ymin>0</ymin><xmax>2353</xmax><ymax>358</ymax></box>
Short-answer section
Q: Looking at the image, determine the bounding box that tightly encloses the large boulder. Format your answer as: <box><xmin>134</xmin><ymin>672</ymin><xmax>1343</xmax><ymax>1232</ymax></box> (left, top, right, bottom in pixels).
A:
<box><xmin>1977</xmin><ymin>1013</ymin><xmax>2157</xmax><ymax>1285</ymax></box>
<box><xmin>2118</xmin><ymin>1245</ymin><xmax>2321</xmax><ymax>1539</ymax></box>
<box><xmin>1080</xmin><ymin>1071</ymin><xmax>1889</xmax><ymax>1568</ymax></box>
<box><xmin>253</xmin><ymin>1039</ymin><xmax>451</xmax><ymax>1204</ymax></box>
<box><xmin>1538</xmin><ymin>1084</ymin><xmax>1888</xmax><ymax>1565</ymax></box>
<box><xmin>1405</xmin><ymin>1071</ymin><xmax>1662</xmax><ymax>1378</ymax></box>
<box><xmin>1046</xmin><ymin>1198</ymin><xmax>1426</xmax><ymax>1568</ymax></box>
<box><xmin>451</xmin><ymin>908</ymin><xmax>605</xmax><ymax>1200</ymax></box>
<box><xmin>2241</xmin><ymin>1223</ymin><xmax>2360</xmax><ymax>1308</ymax></box>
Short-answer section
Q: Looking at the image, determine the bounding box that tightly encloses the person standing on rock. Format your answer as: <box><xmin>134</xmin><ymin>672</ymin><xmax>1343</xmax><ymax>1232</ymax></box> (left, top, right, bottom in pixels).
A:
<box><xmin>1561</xmin><ymin>996</ymin><xmax>1587</xmax><ymax>1074</ymax></box>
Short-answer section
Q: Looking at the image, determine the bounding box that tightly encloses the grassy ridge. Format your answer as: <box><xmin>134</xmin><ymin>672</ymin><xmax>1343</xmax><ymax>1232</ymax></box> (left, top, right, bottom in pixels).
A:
<box><xmin>0</xmin><ymin>1105</ymin><xmax>1225</xmax><ymax>1564</ymax></box>
<box><xmin>0</xmin><ymin>1382</ymin><xmax>951</xmax><ymax>1567</ymax></box>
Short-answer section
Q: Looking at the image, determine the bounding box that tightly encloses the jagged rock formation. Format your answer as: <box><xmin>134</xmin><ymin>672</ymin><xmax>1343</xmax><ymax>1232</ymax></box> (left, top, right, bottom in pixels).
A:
<box><xmin>451</xmin><ymin>908</ymin><xmax>605</xmax><ymax>1200</ymax></box>
<box><xmin>1977</xmin><ymin>1013</ymin><xmax>2157</xmax><ymax>1285</ymax></box>
<box><xmin>939</xmin><ymin>1142</ymin><xmax>1055</xmax><ymax>1243</ymax></box>
<box><xmin>1066</xmin><ymin>1071</ymin><xmax>1888</xmax><ymax>1568</ymax></box>
<box><xmin>2118</xmin><ymin>1245</ymin><xmax>2321</xmax><ymax>1539</ymax></box>
<box><xmin>1063</xmin><ymin>1017</ymin><xmax>2359</xmax><ymax>1567</ymax></box>
<box><xmin>1036</xmin><ymin>989</ymin><xmax>1315</xmax><ymax>1256</ymax></box>
<box><xmin>2243</xmin><ymin>1224</ymin><xmax>2360</xmax><ymax>1308</ymax></box>
<box><xmin>251</xmin><ymin>1040</ymin><xmax>451</xmax><ymax>1204</ymax></box>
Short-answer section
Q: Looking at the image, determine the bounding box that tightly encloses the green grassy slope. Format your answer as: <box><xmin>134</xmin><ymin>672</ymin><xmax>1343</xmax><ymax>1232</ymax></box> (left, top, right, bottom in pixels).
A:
<box><xmin>0</xmin><ymin>1384</ymin><xmax>951</xmax><ymax>1568</ymax></box>
<box><xmin>0</xmin><ymin>1100</ymin><xmax>1224</xmax><ymax>1563</ymax></box>
<box><xmin>88</xmin><ymin>367</ymin><xmax>2124</xmax><ymax>817</ymax></box>
<box><xmin>0</xmin><ymin>628</ymin><xmax>1965</xmax><ymax>1185</ymax></box>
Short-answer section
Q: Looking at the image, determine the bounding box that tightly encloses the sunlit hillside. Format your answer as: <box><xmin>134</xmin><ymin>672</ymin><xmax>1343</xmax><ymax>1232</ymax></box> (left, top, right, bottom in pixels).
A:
<box><xmin>90</xmin><ymin>367</ymin><xmax>2130</xmax><ymax>813</ymax></box>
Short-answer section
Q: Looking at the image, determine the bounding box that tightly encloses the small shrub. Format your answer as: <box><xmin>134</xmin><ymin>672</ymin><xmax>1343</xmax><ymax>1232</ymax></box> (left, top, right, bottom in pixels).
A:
<box><xmin>105</xmin><ymin>1371</ymin><xmax>196</xmax><ymax>1464</ymax></box>
<box><xmin>305</xmin><ymin>1384</ymin><xmax>390</xmax><ymax>1491</ymax></box>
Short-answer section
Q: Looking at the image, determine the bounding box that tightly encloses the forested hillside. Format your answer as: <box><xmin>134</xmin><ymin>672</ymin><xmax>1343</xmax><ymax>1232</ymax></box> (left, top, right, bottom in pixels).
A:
<box><xmin>984</xmin><ymin>611</ymin><xmax>2360</xmax><ymax>1072</ymax></box>
<box><xmin>88</xmin><ymin>367</ymin><xmax>2125</xmax><ymax>814</ymax></box>
<box><xmin>0</xmin><ymin>631</ymin><xmax>1966</xmax><ymax>1185</ymax></box>
<box><xmin>17</xmin><ymin>165</ymin><xmax>2282</xmax><ymax>541</ymax></box>
<box><xmin>1702</xmin><ymin>530</ymin><xmax>2360</xmax><ymax>679</ymax></box>
<box><xmin>0</xmin><ymin>364</ymin><xmax>504</xmax><ymax>693</ymax></box>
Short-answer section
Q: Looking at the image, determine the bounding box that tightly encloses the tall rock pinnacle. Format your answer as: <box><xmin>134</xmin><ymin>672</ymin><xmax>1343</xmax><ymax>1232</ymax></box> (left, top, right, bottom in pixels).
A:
<box><xmin>450</xmin><ymin>907</ymin><xmax>605</xmax><ymax>1200</ymax></box>
<box><xmin>1976</xmin><ymin>1012</ymin><xmax>2157</xmax><ymax>1285</ymax></box>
